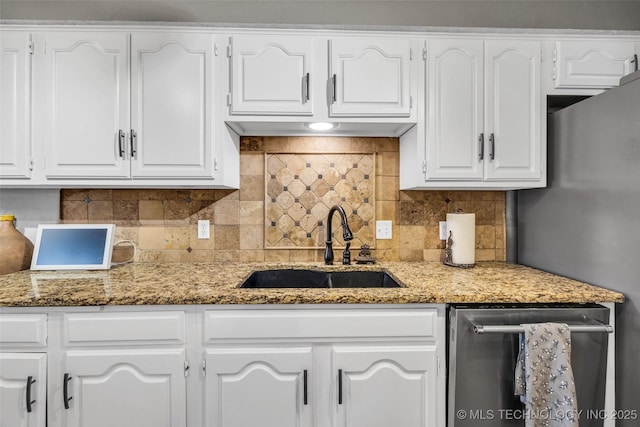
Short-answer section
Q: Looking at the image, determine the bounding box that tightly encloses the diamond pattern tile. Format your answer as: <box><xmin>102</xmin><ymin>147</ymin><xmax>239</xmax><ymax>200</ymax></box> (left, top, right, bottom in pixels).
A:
<box><xmin>265</xmin><ymin>153</ymin><xmax>375</xmax><ymax>249</ymax></box>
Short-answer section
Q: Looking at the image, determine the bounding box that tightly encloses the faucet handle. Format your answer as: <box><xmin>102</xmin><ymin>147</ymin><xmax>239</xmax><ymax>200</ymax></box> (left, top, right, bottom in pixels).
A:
<box><xmin>342</xmin><ymin>242</ymin><xmax>351</xmax><ymax>265</ymax></box>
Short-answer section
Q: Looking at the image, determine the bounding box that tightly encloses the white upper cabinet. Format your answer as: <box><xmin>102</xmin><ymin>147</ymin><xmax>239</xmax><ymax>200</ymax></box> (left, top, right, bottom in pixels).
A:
<box><xmin>229</xmin><ymin>35</ymin><xmax>313</xmax><ymax>115</ymax></box>
<box><xmin>34</xmin><ymin>32</ymin><xmax>130</xmax><ymax>179</ymax></box>
<box><xmin>425</xmin><ymin>39</ymin><xmax>484</xmax><ymax>180</ymax></box>
<box><xmin>403</xmin><ymin>38</ymin><xmax>543</xmax><ymax>189</ymax></box>
<box><xmin>329</xmin><ymin>38</ymin><xmax>413</xmax><ymax>117</ymax></box>
<box><xmin>130</xmin><ymin>33</ymin><xmax>215</xmax><ymax>179</ymax></box>
<box><xmin>484</xmin><ymin>40</ymin><xmax>542</xmax><ymax>181</ymax></box>
<box><xmin>0</xmin><ymin>31</ymin><xmax>32</xmax><ymax>180</ymax></box>
<box><xmin>553</xmin><ymin>40</ymin><xmax>637</xmax><ymax>89</ymax></box>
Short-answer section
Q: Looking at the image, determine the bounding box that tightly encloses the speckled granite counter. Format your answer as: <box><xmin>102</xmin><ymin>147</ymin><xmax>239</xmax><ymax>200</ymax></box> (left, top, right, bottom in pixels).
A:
<box><xmin>0</xmin><ymin>262</ymin><xmax>623</xmax><ymax>307</ymax></box>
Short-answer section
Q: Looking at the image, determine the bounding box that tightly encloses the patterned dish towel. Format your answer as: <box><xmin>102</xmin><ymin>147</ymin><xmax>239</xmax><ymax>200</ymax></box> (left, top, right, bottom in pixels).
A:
<box><xmin>515</xmin><ymin>323</ymin><xmax>579</xmax><ymax>427</ymax></box>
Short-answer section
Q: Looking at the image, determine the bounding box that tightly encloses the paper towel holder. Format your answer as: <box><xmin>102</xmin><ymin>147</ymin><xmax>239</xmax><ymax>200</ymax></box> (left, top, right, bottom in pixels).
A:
<box><xmin>443</xmin><ymin>208</ymin><xmax>476</xmax><ymax>268</ymax></box>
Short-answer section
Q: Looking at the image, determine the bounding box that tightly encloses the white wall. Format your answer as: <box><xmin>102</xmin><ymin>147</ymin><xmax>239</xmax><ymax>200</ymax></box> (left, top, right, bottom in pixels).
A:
<box><xmin>0</xmin><ymin>189</ymin><xmax>60</xmax><ymax>232</ymax></box>
<box><xmin>1</xmin><ymin>0</ymin><xmax>640</xmax><ymax>30</ymax></box>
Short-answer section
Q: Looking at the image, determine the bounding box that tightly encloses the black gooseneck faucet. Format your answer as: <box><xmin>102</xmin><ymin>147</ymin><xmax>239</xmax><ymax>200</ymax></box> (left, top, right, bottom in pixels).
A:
<box><xmin>324</xmin><ymin>205</ymin><xmax>354</xmax><ymax>265</ymax></box>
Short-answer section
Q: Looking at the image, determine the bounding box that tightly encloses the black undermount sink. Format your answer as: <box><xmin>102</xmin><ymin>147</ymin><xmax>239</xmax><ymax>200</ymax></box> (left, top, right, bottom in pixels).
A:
<box><xmin>239</xmin><ymin>269</ymin><xmax>402</xmax><ymax>289</ymax></box>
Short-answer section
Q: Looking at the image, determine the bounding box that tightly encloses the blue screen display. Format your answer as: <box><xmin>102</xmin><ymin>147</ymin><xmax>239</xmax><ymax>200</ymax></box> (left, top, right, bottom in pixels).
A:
<box><xmin>36</xmin><ymin>228</ymin><xmax>108</xmax><ymax>266</ymax></box>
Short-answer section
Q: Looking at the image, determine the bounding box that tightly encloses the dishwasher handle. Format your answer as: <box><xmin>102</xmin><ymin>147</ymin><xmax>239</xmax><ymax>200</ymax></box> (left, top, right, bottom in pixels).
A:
<box><xmin>469</xmin><ymin>318</ymin><xmax>613</xmax><ymax>334</ymax></box>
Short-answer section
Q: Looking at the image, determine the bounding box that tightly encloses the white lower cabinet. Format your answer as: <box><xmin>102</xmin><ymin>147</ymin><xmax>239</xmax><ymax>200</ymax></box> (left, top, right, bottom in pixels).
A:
<box><xmin>57</xmin><ymin>349</ymin><xmax>186</xmax><ymax>427</ymax></box>
<box><xmin>0</xmin><ymin>353</ymin><xmax>47</xmax><ymax>427</ymax></box>
<box><xmin>205</xmin><ymin>347</ymin><xmax>313</xmax><ymax>427</ymax></box>
<box><xmin>333</xmin><ymin>345</ymin><xmax>438</xmax><ymax>427</ymax></box>
<box><xmin>1</xmin><ymin>305</ymin><xmax>446</xmax><ymax>427</ymax></box>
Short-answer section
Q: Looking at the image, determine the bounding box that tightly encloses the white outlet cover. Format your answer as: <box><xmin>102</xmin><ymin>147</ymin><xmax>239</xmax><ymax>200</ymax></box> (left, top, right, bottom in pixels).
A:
<box><xmin>197</xmin><ymin>220</ymin><xmax>210</xmax><ymax>239</ymax></box>
<box><xmin>439</xmin><ymin>221</ymin><xmax>447</xmax><ymax>240</ymax></box>
<box><xmin>376</xmin><ymin>220</ymin><xmax>393</xmax><ymax>240</ymax></box>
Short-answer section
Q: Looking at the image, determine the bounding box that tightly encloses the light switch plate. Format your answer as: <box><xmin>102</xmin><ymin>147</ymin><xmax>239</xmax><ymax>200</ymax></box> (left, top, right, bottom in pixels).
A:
<box><xmin>439</xmin><ymin>221</ymin><xmax>447</xmax><ymax>240</ymax></box>
<box><xmin>376</xmin><ymin>220</ymin><xmax>393</xmax><ymax>240</ymax></box>
<box><xmin>197</xmin><ymin>220</ymin><xmax>210</xmax><ymax>239</ymax></box>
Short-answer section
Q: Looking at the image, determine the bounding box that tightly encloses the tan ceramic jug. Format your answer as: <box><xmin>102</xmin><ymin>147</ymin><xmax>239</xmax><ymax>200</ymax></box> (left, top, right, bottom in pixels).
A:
<box><xmin>0</xmin><ymin>214</ymin><xmax>34</xmax><ymax>275</ymax></box>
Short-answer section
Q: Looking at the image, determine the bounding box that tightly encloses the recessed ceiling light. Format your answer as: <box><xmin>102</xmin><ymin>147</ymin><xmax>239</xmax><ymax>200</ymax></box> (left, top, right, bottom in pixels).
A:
<box><xmin>305</xmin><ymin>122</ymin><xmax>335</xmax><ymax>131</ymax></box>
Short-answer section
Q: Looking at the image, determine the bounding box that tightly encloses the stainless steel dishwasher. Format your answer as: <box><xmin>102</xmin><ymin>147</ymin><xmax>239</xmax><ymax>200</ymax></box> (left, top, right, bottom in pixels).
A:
<box><xmin>448</xmin><ymin>304</ymin><xmax>612</xmax><ymax>427</ymax></box>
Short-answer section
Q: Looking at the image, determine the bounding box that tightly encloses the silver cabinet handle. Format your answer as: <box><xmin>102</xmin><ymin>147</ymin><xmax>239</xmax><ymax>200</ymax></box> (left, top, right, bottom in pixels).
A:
<box><xmin>118</xmin><ymin>130</ymin><xmax>126</xmax><ymax>158</ymax></box>
<box><xmin>130</xmin><ymin>129</ymin><xmax>137</xmax><ymax>157</ymax></box>
<box><xmin>304</xmin><ymin>73</ymin><xmax>310</xmax><ymax>102</ymax></box>
<box><xmin>489</xmin><ymin>133</ymin><xmax>495</xmax><ymax>161</ymax></box>
<box><xmin>332</xmin><ymin>74</ymin><xmax>337</xmax><ymax>104</ymax></box>
<box><xmin>478</xmin><ymin>133</ymin><xmax>484</xmax><ymax>161</ymax></box>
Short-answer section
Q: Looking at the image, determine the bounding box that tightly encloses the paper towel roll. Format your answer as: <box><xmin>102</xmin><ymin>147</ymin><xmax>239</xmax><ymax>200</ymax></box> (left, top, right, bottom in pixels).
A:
<box><xmin>446</xmin><ymin>212</ymin><xmax>475</xmax><ymax>266</ymax></box>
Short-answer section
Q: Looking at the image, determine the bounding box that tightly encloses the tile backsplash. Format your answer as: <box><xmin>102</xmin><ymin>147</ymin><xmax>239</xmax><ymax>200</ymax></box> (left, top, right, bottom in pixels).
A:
<box><xmin>60</xmin><ymin>136</ymin><xmax>506</xmax><ymax>263</ymax></box>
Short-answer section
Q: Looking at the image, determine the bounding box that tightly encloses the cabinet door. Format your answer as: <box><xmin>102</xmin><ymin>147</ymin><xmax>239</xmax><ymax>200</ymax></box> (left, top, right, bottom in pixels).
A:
<box><xmin>425</xmin><ymin>39</ymin><xmax>484</xmax><ymax>180</ymax></box>
<box><xmin>229</xmin><ymin>36</ymin><xmax>313</xmax><ymax>115</ymax></box>
<box><xmin>330</xmin><ymin>38</ymin><xmax>412</xmax><ymax>117</ymax></box>
<box><xmin>484</xmin><ymin>40</ymin><xmax>542</xmax><ymax>181</ymax></box>
<box><xmin>333</xmin><ymin>345</ymin><xmax>438</xmax><ymax>427</ymax></box>
<box><xmin>205</xmin><ymin>347</ymin><xmax>312</xmax><ymax>427</ymax></box>
<box><xmin>130</xmin><ymin>33</ymin><xmax>215</xmax><ymax>179</ymax></box>
<box><xmin>35</xmin><ymin>31</ymin><xmax>130</xmax><ymax>179</ymax></box>
<box><xmin>0</xmin><ymin>353</ymin><xmax>47</xmax><ymax>427</ymax></box>
<box><xmin>0</xmin><ymin>31</ymin><xmax>32</xmax><ymax>179</ymax></box>
<box><xmin>59</xmin><ymin>349</ymin><xmax>186</xmax><ymax>427</ymax></box>
<box><xmin>554</xmin><ymin>40</ymin><xmax>637</xmax><ymax>88</ymax></box>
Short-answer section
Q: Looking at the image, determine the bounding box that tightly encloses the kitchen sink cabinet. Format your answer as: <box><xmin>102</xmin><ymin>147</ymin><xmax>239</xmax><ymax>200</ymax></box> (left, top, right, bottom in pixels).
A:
<box><xmin>401</xmin><ymin>38</ymin><xmax>543</xmax><ymax>189</ymax></box>
<box><xmin>204</xmin><ymin>347</ymin><xmax>313</xmax><ymax>427</ymax></box>
<box><xmin>0</xmin><ymin>353</ymin><xmax>47</xmax><ymax>427</ymax></box>
<box><xmin>203</xmin><ymin>306</ymin><xmax>446</xmax><ymax>427</ymax></box>
<box><xmin>0</xmin><ymin>30</ymin><xmax>33</xmax><ymax>181</ymax></box>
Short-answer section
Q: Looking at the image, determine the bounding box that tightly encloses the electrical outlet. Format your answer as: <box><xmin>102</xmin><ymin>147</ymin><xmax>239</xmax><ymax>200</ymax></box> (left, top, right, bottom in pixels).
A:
<box><xmin>197</xmin><ymin>220</ymin><xmax>210</xmax><ymax>239</ymax></box>
<box><xmin>439</xmin><ymin>221</ymin><xmax>447</xmax><ymax>240</ymax></box>
<box><xmin>376</xmin><ymin>220</ymin><xmax>393</xmax><ymax>240</ymax></box>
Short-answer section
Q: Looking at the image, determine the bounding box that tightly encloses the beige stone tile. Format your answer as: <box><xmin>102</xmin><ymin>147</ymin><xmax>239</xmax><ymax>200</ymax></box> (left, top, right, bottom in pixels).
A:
<box><xmin>424</xmin><ymin>201</ymin><xmax>447</xmax><ymax>226</ymax></box>
<box><xmin>113</xmin><ymin>200</ymin><xmax>138</xmax><ymax>221</ymax></box>
<box><xmin>190</xmin><ymin>190</ymin><xmax>216</xmax><ymax>200</ymax></box>
<box><xmin>264</xmin><ymin>250</ymin><xmax>290</xmax><ymax>262</ymax></box>
<box><xmin>495</xmin><ymin>224</ymin><xmax>505</xmax><ymax>249</ymax></box>
<box><xmin>425</xmin><ymin>226</ymin><xmax>445</xmax><ymax>249</ymax></box>
<box><xmin>138</xmin><ymin>226</ymin><xmax>189</xmax><ymax>250</ymax></box>
<box><xmin>240</xmin><ymin>225</ymin><xmax>264</xmax><ymax>250</ymax></box>
<box><xmin>240</xmin><ymin>175</ymin><xmax>265</xmax><ymax>201</ymax></box>
<box><xmin>240</xmin><ymin>136</ymin><xmax>264</xmax><ymax>152</ymax></box>
<box><xmin>214</xmin><ymin>250</ymin><xmax>241</xmax><ymax>262</ymax></box>
<box><xmin>188</xmin><ymin>250</ymin><xmax>215</xmax><ymax>262</ymax></box>
<box><xmin>213</xmin><ymin>199</ymin><xmax>240</xmax><ymax>225</ymax></box>
<box><xmin>62</xmin><ymin>189</ymin><xmax>88</xmax><ymax>201</ymax></box>
<box><xmin>399</xmin><ymin>249</ymin><xmax>423</xmax><ymax>262</ymax></box>
<box><xmin>470</xmin><ymin>200</ymin><xmax>496</xmax><ymax>225</ymax></box>
<box><xmin>189</xmin><ymin>226</ymin><xmax>215</xmax><ymax>250</ymax></box>
<box><xmin>495</xmin><ymin>197</ymin><xmax>506</xmax><ymax>225</ymax></box>
<box><xmin>88</xmin><ymin>190</ymin><xmax>113</xmax><ymax>201</ymax></box>
<box><xmin>377</xmin><ymin>151</ymin><xmax>399</xmax><ymax>177</ymax></box>
<box><xmin>376</xmin><ymin>176</ymin><xmax>399</xmax><ymax>201</ymax></box>
<box><xmin>375</xmin><ymin>249</ymin><xmax>399</xmax><ymax>261</ymax></box>
<box><xmin>398</xmin><ymin>201</ymin><xmax>425</xmax><ymax>225</ymax></box>
<box><xmin>475</xmin><ymin>249</ymin><xmax>496</xmax><ymax>262</ymax></box>
<box><xmin>239</xmin><ymin>201</ymin><xmax>264</xmax><ymax>225</ymax></box>
<box><xmin>238</xmin><ymin>250</ymin><xmax>265</xmax><ymax>262</ymax></box>
<box><xmin>476</xmin><ymin>225</ymin><xmax>496</xmax><ymax>249</ymax></box>
<box><xmin>88</xmin><ymin>201</ymin><xmax>113</xmax><ymax>221</ymax></box>
<box><xmin>112</xmin><ymin>190</ymin><xmax>139</xmax><ymax>200</ymax></box>
<box><xmin>399</xmin><ymin>225</ymin><xmax>427</xmax><ymax>251</ymax></box>
<box><xmin>290</xmin><ymin>249</ymin><xmax>322</xmax><ymax>263</ymax></box>
<box><xmin>399</xmin><ymin>191</ymin><xmax>425</xmax><ymax>201</ymax></box>
<box><xmin>240</xmin><ymin>153</ymin><xmax>265</xmax><ymax>176</ymax></box>
<box><xmin>263</xmin><ymin>137</ymin><xmax>290</xmax><ymax>152</ymax></box>
<box><xmin>114</xmin><ymin>226</ymin><xmax>138</xmax><ymax>243</ymax></box>
<box><xmin>470</xmin><ymin>191</ymin><xmax>496</xmax><ymax>201</ymax></box>
<box><xmin>446</xmin><ymin>191</ymin><xmax>472</xmax><ymax>202</ymax></box>
<box><xmin>495</xmin><ymin>248</ymin><xmax>506</xmax><ymax>262</ymax></box>
<box><xmin>214</xmin><ymin>225</ymin><xmax>240</xmax><ymax>250</ymax></box>
<box><xmin>351</xmin><ymin>138</ymin><xmax>377</xmax><ymax>153</ymax></box>
<box><xmin>61</xmin><ymin>201</ymin><xmax>88</xmax><ymax>221</ymax></box>
<box><xmin>138</xmin><ymin>190</ymin><xmax>167</xmax><ymax>201</ymax></box>
<box><xmin>163</xmin><ymin>200</ymin><xmax>190</xmax><ymax>221</ymax></box>
<box><xmin>139</xmin><ymin>200</ymin><xmax>164</xmax><ymax>222</ymax></box>
<box><xmin>375</xmin><ymin>138</ymin><xmax>399</xmax><ymax>152</ymax></box>
<box><xmin>215</xmin><ymin>189</ymin><xmax>239</xmax><ymax>201</ymax></box>
<box><xmin>423</xmin><ymin>249</ymin><xmax>444</xmax><ymax>262</ymax></box>
<box><xmin>376</xmin><ymin>234</ymin><xmax>399</xmax><ymax>250</ymax></box>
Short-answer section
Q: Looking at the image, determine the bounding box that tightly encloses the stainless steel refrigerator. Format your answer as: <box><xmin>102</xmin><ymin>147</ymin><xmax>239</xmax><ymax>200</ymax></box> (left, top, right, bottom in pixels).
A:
<box><xmin>517</xmin><ymin>72</ymin><xmax>640</xmax><ymax>425</ymax></box>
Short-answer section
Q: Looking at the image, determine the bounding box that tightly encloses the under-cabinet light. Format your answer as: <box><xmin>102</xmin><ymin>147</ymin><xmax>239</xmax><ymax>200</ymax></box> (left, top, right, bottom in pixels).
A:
<box><xmin>305</xmin><ymin>122</ymin><xmax>336</xmax><ymax>131</ymax></box>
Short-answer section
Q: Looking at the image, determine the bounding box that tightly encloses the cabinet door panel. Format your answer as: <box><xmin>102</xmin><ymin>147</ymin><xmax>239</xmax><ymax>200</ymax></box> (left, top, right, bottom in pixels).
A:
<box><xmin>426</xmin><ymin>39</ymin><xmax>483</xmax><ymax>180</ymax></box>
<box><xmin>0</xmin><ymin>353</ymin><xmax>47</xmax><ymax>427</ymax></box>
<box><xmin>0</xmin><ymin>31</ymin><xmax>31</xmax><ymax>179</ymax></box>
<box><xmin>485</xmin><ymin>41</ymin><xmax>541</xmax><ymax>181</ymax></box>
<box><xmin>333</xmin><ymin>346</ymin><xmax>437</xmax><ymax>427</ymax></box>
<box><xmin>230</xmin><ymin>36</ymin><xmax>313</xmax><ymax>115</ymax></box>
<box><xmin>61</xmin><ymin>349</ymin><xmax>186</xmax><ymax>427</ymax></box>
<box><xmin>131</xmin><ymin>33</ymin><xmax>214</xmax><ymax>179</ymax></box>
<box><xmin>330</xmin><ymin>38</ymin><xmax>412</xmax><ymax>117</ymax></box>
<box><xmin>205</xmin><ymin>347</ymin><xmax>312</xmax><ymax>427</ymax></box>
<box><xmin>36</xmin><ymin>32</ymin><xmax>130</xmax><ymax>179</ymax></box>
<box><xmin>555</xmin><ymin>41</ymin><xmax>636</xmax><ymax>88</ymax></box>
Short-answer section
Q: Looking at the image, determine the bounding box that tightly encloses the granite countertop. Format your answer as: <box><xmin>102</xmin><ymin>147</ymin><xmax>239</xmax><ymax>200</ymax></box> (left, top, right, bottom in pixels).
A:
<box><xmin>0</xmin><ymin>262</ymin><xmax>624</xmax><ymax>307</ymax></box>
